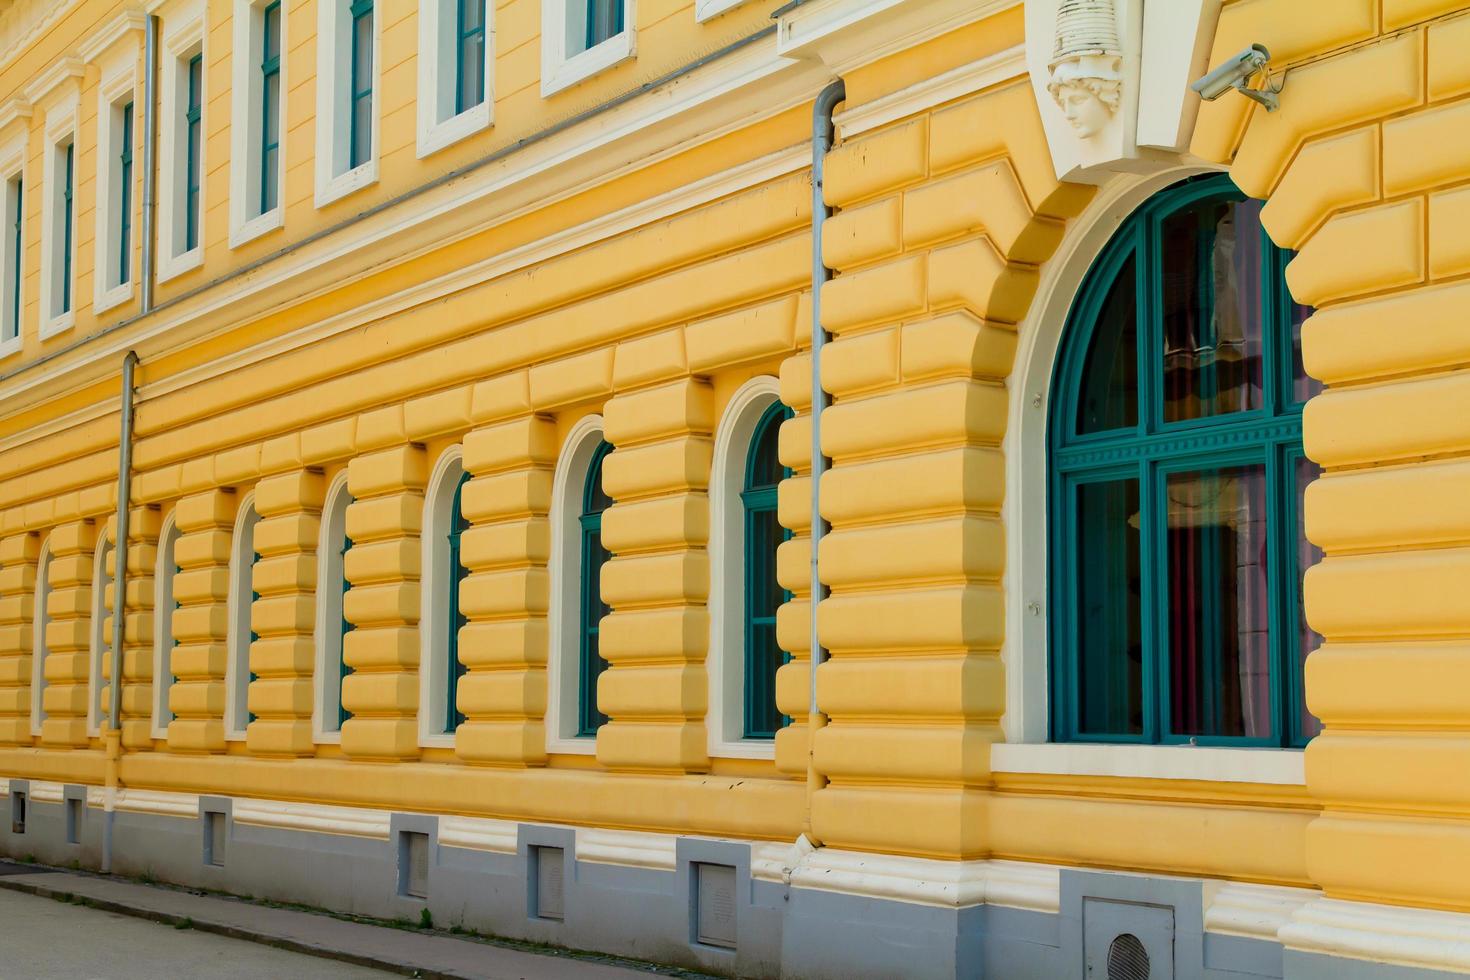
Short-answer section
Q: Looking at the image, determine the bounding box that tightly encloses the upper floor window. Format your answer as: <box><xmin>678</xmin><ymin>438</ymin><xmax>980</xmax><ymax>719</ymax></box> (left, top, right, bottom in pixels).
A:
<box><xmin>0</xmin><ymin>152</ymin><xmax>24</xmax><ymax>356</ymax></box>
<box><xmin>41</xmin><ymin>129</ymin><xmax>76</xmax><ymax>336</ymax></box>
<box><xmin>417</xmin><ymin>0</ymin><xmax>492</xmax><ymax>156</ymax></box>
<box><xmin>160</xmin><ymin>9</ymin><xmax>206</xmax><ymax>280</ymax></box>
<box><xmin>541</xmin><ymin>0</ymin><xmax>633</xmax><ymax>97</ymax></box>
<box><xmin>315</xmin><ymin>474</ymin><xmax>353</xmax><ymax>740</ymax></box>
<box><xmin>229</xmin><ymin>0</ymin><xmax>286</xmax><ymax>245</ymax></box>
<box><xmin>1048</xmin><ymin>174</ymin><xmax>1323</xmax><ymax>749</ymax></box>
<box><xmin>316</xmin><ymin>0</ymin><xmax>379</xmax><ymax>204</ymax></box>
<box><xmin>95</xmin><ymin>72</ymin><xmax>137</xmax><ymax>313</ymax></box>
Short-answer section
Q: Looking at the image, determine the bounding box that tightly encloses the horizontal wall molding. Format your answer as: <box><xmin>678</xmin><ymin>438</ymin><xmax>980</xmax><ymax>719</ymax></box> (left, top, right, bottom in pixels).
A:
<box><xmin>575</xmin><ymin>828</ymin><xmax>679</xmax><ymax>872</ymax></box>
<box><xmin>834</xmin><ymin>43</ymin><xmax>1027</xmax><ymax>140</ymax></box>
<box><xmin>437</xmin><ymin>816</ymin><xmax>519</xmax><ymax>854</ymax></box>
<box><xmin>230</xmin><ymin>799</ymin><xmax>393</xmax><ymax>840</ymax></box>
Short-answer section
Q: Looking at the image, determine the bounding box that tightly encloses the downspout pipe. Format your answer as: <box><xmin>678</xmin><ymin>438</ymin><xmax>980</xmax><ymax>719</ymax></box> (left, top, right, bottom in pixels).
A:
<box><xmin>803</xmin><ymin>78</ymin><xmax>844</xmax><ymax>847</ymax></box>
<box><xmin>101</xmin><ymin>350</ymin><xmax>139</xmax><ymax>874</ymax></box>
<box><xmin>139</xmin><ymin>15</ymin><xmax>159</xmax><ymax>313</ymax></box>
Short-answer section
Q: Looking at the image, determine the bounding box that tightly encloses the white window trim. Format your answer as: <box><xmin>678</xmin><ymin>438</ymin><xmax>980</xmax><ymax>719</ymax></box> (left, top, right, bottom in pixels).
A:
<box><xmin>228</xmin><ymin>0</ymin><xmax>287</xmax><ymax>249</ymax></box>
<box><xmin>152</xmin><ymin>513</ymin><xmax>180</xmax><ymax>740</ymax></box>
<box><xmin>314</xmin><ymin>0</ymin><xmax>380</xmax><ymax>207</ymax></box>
<box><xmin>707</xmin><ymin>377</ymin><xmax>781</xmax><ymax>761</ymax></box>
<box><xmin>545</xmin><ymin>415</ymin><xmax>606</xmax><ymax>756</ymax></box>
<box><xmin>418</xmin><ymin>446</ymin><xmax>465</xmax><ymax>749</ymax></box>
<box><xmin>694</xmin><ymin>0</ymin><xmax>745</xmax><ymax>23</ymax></box>
<box><xmin>314</xmin><ymin>471</ymin><xmax>351</xmax><ymax>744</ymax></box>
<box><xmin>224</xmin><ymin>492</ymin><xmax>259</xmax><ymax>740</ymax></box>
<box><xmin>0</xmin><ymin>133</ymin><xmax>28</xmax><ymax>361</ymax></box>
<box><xmin>157</xmin><ymin>3</ymin><xmax>206</xmax><ymax>284</ymax></box>
<box><xmin>996</xmin><ymin>164</ymin><xmax>1308</xmax><ymax>787</ymax></box>
<box><xmin>87</xmin><ymin>536</ymin><xmax>112</xmax><ymax>737</ymax></box>
<box><xmin>540</xmin><ymin>0</ymin><xmax>635</xmax><ymax>98</ymax></box>
<box><xmin>92</xmin><ymin>61</ymin><xmax>139</xmax><ymax>316</ymax></box>
<box><xmin>38</xmin><ymin>95</ymin><xmax>79</xmax><ymax>339</ymax></box>
<box><xmin>31</xmin><ymin>538</ymin><xmax>52</xmax><ymax>737</ymax></box>
<box><xmin>416</xmin><ymin>0</ymin><xmax>494</xmax><ymax>158</ymax></box>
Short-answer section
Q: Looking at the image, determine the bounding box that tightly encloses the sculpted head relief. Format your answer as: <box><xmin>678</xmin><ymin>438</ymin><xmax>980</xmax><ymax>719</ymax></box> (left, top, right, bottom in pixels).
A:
<box><xmin>1047</xmin><ymin>0</ymin><xmax>1123</xmax><ymax>139</ymax></box>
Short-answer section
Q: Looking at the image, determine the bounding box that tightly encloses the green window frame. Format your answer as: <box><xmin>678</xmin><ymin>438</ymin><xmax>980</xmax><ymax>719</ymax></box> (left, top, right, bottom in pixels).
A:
<box><xmin>1048</xmin><ymin>173</ymin><xmax>1323</xmax><ymax>749</ymax></box>
<box><xmin>742</xmin><ymin>401</ymin><xmax>792</xmax><ymax>739</ymax></box>
<box><xmin>184</xmin><ymin>53</ymin><xmax>202</xmax><ymax>253</ymax></box>
<box><xmin>338</xmin><ymin>532</ymin><xmax>354</xmax><ymax>728</ymax></box>
<box><xmin>259</xmin><ymin>0</ymin><xmax>282</xmax><ymax>216</ymax></box>
<box><xmin>7</xmin><ymin>174</ymin><xmax>21</xmax><ymax>341</ymax></box>
<box><xmin>348</xmin><ymin>0</ymin><xmax>374</xmax><ymax>170</ymax></box>
<box><xmin>248</xmin><ymin>548</ymin><xmax>261</xmax><ymax>725</ymax></box>
<box><xmin>445</xmin><ymin>471</ymin><xmax>471</xmax><ymax>733</ymax></box>
<box><xmin>455</xmin><ymin>0</ymin><xmax>487</xmax><ymax>115</ymax></box>
<box><xmin>60</xmin><ymin>141</ymin><xmax>74</xmax><ymax>314</ymax></box>
<box><xmin>117</xmin><ymin>101</ymin><xmax>134</xmax><ymax>288</ymax></box>
<box><xmin>584</xmin><ymin>0</ymin><xmax>623</xmax><ymax>51</ymax></box>
<box><xmin>576</xmin><ymin>441</ymin><xmax>614</xmax><ymax>738</ymax></box>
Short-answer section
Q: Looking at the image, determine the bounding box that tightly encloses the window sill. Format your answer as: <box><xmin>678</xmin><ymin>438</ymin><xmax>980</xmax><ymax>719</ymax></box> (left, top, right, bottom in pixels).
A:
<box><xmin>0</xmin><ymin>336</ymin><xmax>20</xmax><ymax>360</ymax></box>
<box><xmin>989</xmin><ymin>742</ymin><xmax>1306</xmax><ymax>786</ymax></box>
<box><xmin>93</xmin><ymin>281</ymin><xmax>132</xmax><ymax>316</ymax></box>
<box><xmin>229</xmin><ymin>207</ymin><xmax>283</xmax><ymax>250</ymax></box>
<box><xmin>156</xmin><ymin>246</ymin><xmax>203</xmax><ymax>285</ymax></box>
<box><xmin>417</xmin><ymin>102</ymin><xmax>493</xmax><ymax>159</ymax></box>
<box><xmin>315</xmin><ymin>159</ymin><xmax>378</xmax><ymax>209</ymax></box>
<box><xmin>708</xmin><ymin>737</ymin><xmax>776</xmax><ymax>761</ymax></box>
<box><xmin>418</xmin><ymin>731</ymin><xmax>456</xmax><ymax>750</ymax></box>
<box><xmin>547</xmin><ymin>733</ymin><xmax>598</xmax><ymax>756</ymax></box>
<box><xmin>313</xmin><ymin>729</ymin><xmax>343</xmax><ymax>746</ymax></box>
<box><xmin>39</xmin><ymin>309</ymin><xmax>74</xmax><ymax>340</ymax></box>
<box><xmin>542</xmin><ymin>31</ymin><xmax>635</xmax><ymax>98</ymax></box>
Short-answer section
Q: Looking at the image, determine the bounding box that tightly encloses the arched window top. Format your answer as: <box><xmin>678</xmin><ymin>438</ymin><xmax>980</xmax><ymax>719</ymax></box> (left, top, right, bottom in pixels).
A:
<box><xmin>1049</xmin><ymin>174</ymin><xmax>1322</xmax><ymax>749</ymax></box>
<box><xmin>582</xmin><ymin>439</ymin><xmax>613</xmax><ymax>517</ymax></box>
<box><xmin>743</xmin><ymin>401</ymin><xmax>787</xmax><ymax>494</ymax></box>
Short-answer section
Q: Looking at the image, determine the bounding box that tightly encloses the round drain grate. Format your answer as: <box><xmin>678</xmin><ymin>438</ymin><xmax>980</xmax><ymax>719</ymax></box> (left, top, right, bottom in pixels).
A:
<box><xmin>1106</xmin><ymin>933</ymin><xmax>1150</xmax><ymax>980</ymax></box>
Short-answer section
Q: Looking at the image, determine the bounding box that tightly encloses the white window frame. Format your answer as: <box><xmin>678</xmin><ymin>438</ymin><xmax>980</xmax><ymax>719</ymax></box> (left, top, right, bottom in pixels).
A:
<box><xmin>39</xmin><ymin>96</ymin><xmax>79</xmax><ymax>339</ymax></box>
<box><xmin>31</xmin><ymin>538</ymin><xmax>52</xmax><ymax>737</ymax></box>
<box><xmin>540</xmin><ymin>0</ymin><xmax>635</xmax><ymax>98</ymax></box>
<box><xmin>545</xmin><ymin>415</ymin><xmax>606</xmax><ymax>755</ymax></box>
<box><xmin>87</xmin><ymin>536</ymin><xmax>112</xmax><ymax>737</ymax></box>
<box><xmin>315</xmin><ymin>0</ymin><xmax>380</xmax><ymax>206</ymax></box>
<box><xmin>92</xmin><ymin>60</ymin><xmax>139</xmax><ymax>315</ymax></box>
<box><xmin>418</xmin><ymin>447</ymin><xmax>465</xmax><ymax>749</ymax></box>
<box><xmin>707</xmin><ymin>377</ymin><xmax>781</xmax><ymax>760</ymax></box>
<box><xmin>314</xmin><ymin>471</ymin><xmax>352</xmax><ymax>743</ymax></box>
<box><xmin>416</xmin><ymin>0</ymin><xmax>493</xmax><ymax>157</ymax></box>
<box><xmin>0</xmin><ymin>134</ymin><xmax>27</xmax><ymax>360</ymax></box>
<box><xmin>228</xmin><ymin>0</ymin><xmax>287</xmax><ymax>248</ymax></box>
<box><xmin>996</xmin><ymin>165</ymin><xmax>1306</xmax><ymax>788</ymax></box>
<box><xmin>152</xmin><ymin>513</ymin><xmax>180</xmax><ymax>740</ymax></box>
<box><xmin>157</xmin><ymin>2</ymin><xmax>206</xmax><ymax>284</ymax></box>
<box><xmin>224</xmin><ymin>492</ymin><xmax>260</xmax><ymax>740</ymax></box>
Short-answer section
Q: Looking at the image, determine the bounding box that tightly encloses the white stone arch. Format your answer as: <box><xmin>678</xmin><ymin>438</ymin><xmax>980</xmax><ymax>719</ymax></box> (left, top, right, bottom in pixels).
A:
<box><xmin>224</xmin><ymin>491</ymin><xmax>260</xmax><ymax>739</ymax></box>
<box><xmin>152</xmin><ymin>510</ymin><xmax>180</xmax><ymax>739</ymax></box>
<box><xmin>315</xmin><ymin>470</ymin><xmax>352</xmax><ymax>742</ymax></box>
<box><xmin>418</xmin><ymin>445</ymin><xmax>464</xmax><ymax>748</ymax></box>
<box><xmin>707</xmin><ymin>376</ymin><xmax>782</xmax><ymax>760</ymax></box>
<box><xmin>545</xmin><ymin>413</ymin><xmax>606</xmax><ymax>755</ymax></box>
<box><xmin>87</xmin><ymin>531</ymin><xmax>113</xmax><ymax>737</ymax></box>
<box><xmin>31</xmin><ymin>535</ymin><xmax>52</xmax><ymax>737</ymax></box>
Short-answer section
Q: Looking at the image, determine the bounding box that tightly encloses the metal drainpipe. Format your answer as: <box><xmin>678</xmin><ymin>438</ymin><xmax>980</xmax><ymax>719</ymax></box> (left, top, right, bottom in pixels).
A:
<box><xmin>803</xmin><ymin>78</ymin><xmax>845</xmax><ymax>847</ymax></box>
<box><xmin>139</xmin><ymin>15</ymin><xmax>159</xmax><ymax>313</ymax></box>
<box><xmin>101</xmin><ymin>350</ymin><xmax>139</xmax><ymax>874</ymax></box>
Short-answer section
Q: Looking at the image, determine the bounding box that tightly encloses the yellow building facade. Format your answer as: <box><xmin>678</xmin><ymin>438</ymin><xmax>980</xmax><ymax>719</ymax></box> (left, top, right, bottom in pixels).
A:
<box><xmin>0</xmin><ymin>0</ymin><xmax>1467</xmax><ymax>976</ymax></box>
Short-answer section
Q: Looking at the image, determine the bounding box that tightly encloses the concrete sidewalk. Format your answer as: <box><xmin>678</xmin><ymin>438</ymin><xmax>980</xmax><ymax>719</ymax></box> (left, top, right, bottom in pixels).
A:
<box><xmin>0</xmin><ymin>862</ymin><xmax>696</xmax><ymax>979</ymax></box>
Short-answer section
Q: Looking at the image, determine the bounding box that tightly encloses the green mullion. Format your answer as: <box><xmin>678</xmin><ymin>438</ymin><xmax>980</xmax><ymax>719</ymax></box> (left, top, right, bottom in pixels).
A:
<box><xmin>185</xmin><ymin>54</ymin><xmax>202</xmax><ymax>252</ymax></box>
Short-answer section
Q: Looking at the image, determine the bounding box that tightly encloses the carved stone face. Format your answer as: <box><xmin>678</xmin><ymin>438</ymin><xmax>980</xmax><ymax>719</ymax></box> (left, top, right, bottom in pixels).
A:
<box><xmin>1056</xmin><ymin>81</ymin><xmax>1112</xmax><ymax>138</ymax></box>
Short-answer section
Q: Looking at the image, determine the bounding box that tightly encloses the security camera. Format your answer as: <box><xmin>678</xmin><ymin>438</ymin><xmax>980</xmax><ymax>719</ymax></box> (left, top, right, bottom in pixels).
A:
<box><xmin>1191</xmin><ymin>43</ymin><xmax>1279</xmax><ymax>112</ymax></box>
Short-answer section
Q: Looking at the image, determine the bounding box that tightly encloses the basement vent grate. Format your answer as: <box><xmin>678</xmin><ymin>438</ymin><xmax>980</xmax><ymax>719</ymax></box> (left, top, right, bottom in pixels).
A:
<box><xmin>1107</xmin><ymin>933</ymin><xmax>1150</xmax><ymax>980</ymax></box>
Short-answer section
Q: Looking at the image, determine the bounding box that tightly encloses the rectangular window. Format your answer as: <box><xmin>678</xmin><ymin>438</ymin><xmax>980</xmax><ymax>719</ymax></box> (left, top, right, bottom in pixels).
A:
<box><xmin>418</xmin><ymin>0</ymin><xmax>492</xmax><ymax>156</ymax></box>
<box><xmin>185</xmin><ymin>55</ymin><xmax>202</xmax><ymax>253</ymax></box>
<box><xmin>542</xmin><ymin>0</ymin><xmax>632</xmax><ymax>97</ymax></box>
<box><xmin>259</xmin><ymin>1</ymin><xmax>282</xmax><ymax>216</ymax></box>
<box><xmin>117</xmin><ymin>101</ymin><xmax>133</xmax><ymax>288</ymax></box>
<box><xmin>59</xmin><ymin>139</ymin><xmax>74</xmax><ymax>316</ymax></box>
<box><xmin>456</xmin><ymin>0</ymin><xmax>486</xmax><ymax>113</ymax></box>
<box><xmin>349</xmin><ymin>0</ymin><xmax>374</xmax><ymax>170</ymax></box>
<box><xmin>1</xmin><ymin>173</ymin><xmax>21</xmax><ymax>348</ymax></box>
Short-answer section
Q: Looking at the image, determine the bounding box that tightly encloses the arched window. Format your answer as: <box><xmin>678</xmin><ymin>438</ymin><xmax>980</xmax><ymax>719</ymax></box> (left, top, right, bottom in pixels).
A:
<box><xmin>88</xmin><ymin>536</ymin><xmax>112</xmax><ymax>736</ymax></box>
<box><xmin>419</xmin><ymin>448</ymin><xmax>467</xmax><ymax>743</ymax></box>
<box><xmin>741</xmin><ymin>401</ymin><xmax>792</xmax><ymax>739</ymax></box>
<box><xmin>152</xmin><ymin>513</ymin><xmax>180</xmax><ymax>739</ymax></box>
<box><xmin>225</xmin><ymin>494</ymin><xmax>260</xmax><ymax>738</ymax></box>
<box><xmin>32</xmin><ymin>536</ymin><xmax>52</xmax><ymax>736</ymax></box>
<box><xmin>576</xmin><ymin>439</ymin><xmax>613</xmax><ymax>738</ymax></box>
<box><xmin>1049</xmin><ymin>174</ymin><xmax>1322</xmax><ymax>748</ymax></box>
<box><xmin>315</xmin><ymin>473</ymin><xmax>353</xmax><ymax>739</ymax></box>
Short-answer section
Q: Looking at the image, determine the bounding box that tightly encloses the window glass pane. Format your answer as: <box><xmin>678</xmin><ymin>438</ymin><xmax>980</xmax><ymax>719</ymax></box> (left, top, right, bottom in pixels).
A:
<box><xmin>1075</xmin><ymin>477</ymin><xmax>1143</xmax><ymax>736</ymax></box>
<box><xmin>1165</xmin><ymin>464</ymin><xmax>1270</xmax><ymax>739</ymax></box>
<box><xmin>1293</xmin><ymin>455</ymin><xmax>1323</xmax><ymax>740</ymax></box>
<box><xmin>587</xmin><ymin>0</ymin><xmax>622</xmax><ymax>49</ymax></box>
<box><xmin>1161</xmin><ymin>198</ymin><xmax>1264</xmax><ymax>422</ymax></box>
<box><xmin>578</xmin><ymin>444</ymin><xmax>613</xmax><ymax>736</ymax></box>
<box><xmin>1075</xmin><ymin>253</ymin><xmax>1137</xmax><ymax>435</ymax></box>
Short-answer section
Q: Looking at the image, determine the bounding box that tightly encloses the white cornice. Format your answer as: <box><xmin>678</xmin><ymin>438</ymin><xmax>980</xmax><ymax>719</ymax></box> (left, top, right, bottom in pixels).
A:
<box><xmin>835</xmin><ymin>43</ymin><xmax>1027</xmax><ymax>139</ymax></box>
<box><xmin>77</xmin><ymin>9</ymin><xmax>147</xmax><ymax>66</ymax></box>
<box><xmin>1281</xmin><ymin>896</ymin><xmax>1470</xmax><ymax>974</ymax></box>
<box><xmin>0</xmin><ymin>0</ymin><xmax>83</xmax><ymax>73</ymax></box>
<box><xmin>23</xmin><ymin>56</ymin><xmax>85</xmax><ymax>110</ymax></box>
<box><xmin>0</xmin><ymin>98</ymin><xmax>31</xmax><ymax>136</ymax></box>
<box><xmin>777</xmin><ymin>0</ymin><xmax>1020</xmax><ymax>73</ymax></box>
